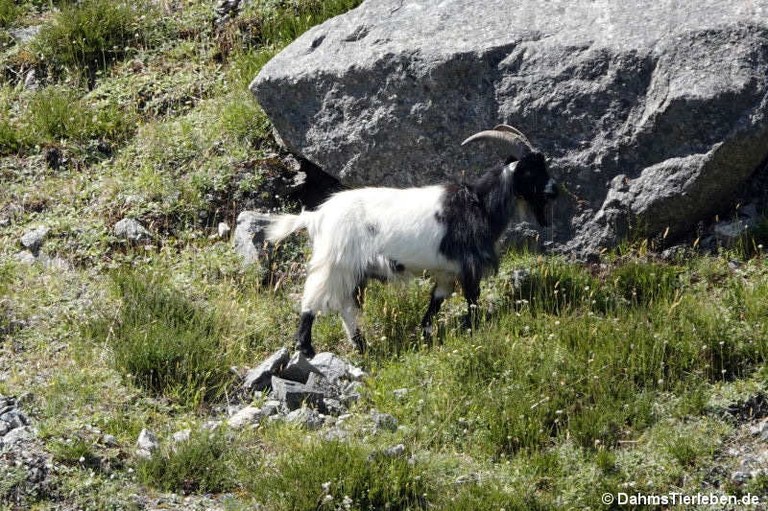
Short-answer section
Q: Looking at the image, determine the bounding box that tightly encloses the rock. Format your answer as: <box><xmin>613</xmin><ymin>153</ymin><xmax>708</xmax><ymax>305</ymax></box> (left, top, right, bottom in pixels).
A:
<box><xmin>285</xmin><ymin>407</ymin><xmax>325</xmax><ymax>430</ymax></box>
<box><xmin>714</xmin><ymin>219</ymin><xmax>752</xmax><ymax>246</ymax></box>
<box><xmin>20</xmin><ymin>226</ymin><xmax>49</xmax><ymax>255</ymax></box>
<box><xmin>732</xmin><ymin>470</ymin><xmax>751</xmax><ymax>484</ymax></box>
<box><xmin>114</xmin><ymin>218</ymin><xmax>151</xmax><ymax>243</ymax></box>
<box><xmin>243</xmin><ymin>347</ymin><xmax>290</xmax><ymax>393</ymax></box>
<box><xmin>271</xmin><ymin>376</ymin><xmax>325</xmax><ymax>411</ymax></box>
<box><xmin>281</xmin><ymin>352</ymin><xmax>323</xmax><ymax>384</ymax></box>
<box><xmin>14</xmin><ymin>250</ymin><xmax>37</xmax><ymax>265</ymax></box>
<box><xmin>9</xmin><ymin>26</ymin><xmax>41</xmax><ymax>45</ymax></box>
<box><xmin>260</xmin><ymin>399</ymin><xmax>282</xmax><ymax>417</ymax></box>
<box><xmin>214</xmin><ymin>0</ymin><xmax>242</xmax><ymax>24</ymax></box>
<box><xmin>227</xmin><ymin>406</ymin><xmax>263</xmax><ymax>429</ymax></box>
<box><xmin>383</xmin><ymin>443</ymin><xmax>406</xmax><ymax>458</ymax></box>
<box><xmin>371</xmin><ymin>410</ymin><xmax>398</xmax><ymax>432</ymax></box>
<box><xmin>135</xmin><ymin>429</ymin><xmax>159</xmax><ymax>458</ymax></box>
<box><xmin>232</xmin><ymin>211</ymin><xmax>272</xmax><ymax>264</ymax></box>
<box><xmin>308</xmin><ymin>352</ymin><xmax>349</xmax><ymax>382</ymax></box>
<box><xmin>171</xmin><ymin>429</ymin><xmax>191</xmax><ymax>443</ymax></box>
<box><xmin>1</xmin><ymin>426</ymin><xmax>34</xmax><ymax>446</ymax></box>
<box><xmin>251</xmin><ymin>0</ymin><xmax>768</xmax><ymax>254</ymax></box>
<box><xmin>393</xmin><ymin>388</ymin><xmax>409</xmax><ymax>400</ymax></box>
<box><xmin>102</xmin><ymin>434</ymin><xmax>119</xmax><ymax>447</ymax></box>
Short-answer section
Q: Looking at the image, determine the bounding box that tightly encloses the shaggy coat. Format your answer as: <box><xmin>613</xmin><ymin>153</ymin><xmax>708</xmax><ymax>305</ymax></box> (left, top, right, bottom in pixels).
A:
<box><xmin>267</xmin><ymin>150</ymin><xmax>558</xmax><ymax>358</ymax></box>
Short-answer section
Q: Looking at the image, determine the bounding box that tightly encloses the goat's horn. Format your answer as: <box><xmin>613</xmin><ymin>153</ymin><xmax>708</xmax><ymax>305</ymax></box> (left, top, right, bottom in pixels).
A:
<box><xmin>461</xmin><ymin>124</ymin><xmax>534</xmax><ymax>161</ymax></box>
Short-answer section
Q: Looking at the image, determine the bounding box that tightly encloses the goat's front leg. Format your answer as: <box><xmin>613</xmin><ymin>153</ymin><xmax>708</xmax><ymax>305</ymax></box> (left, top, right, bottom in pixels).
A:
<box><xmin>420</xmin><ymin>273</ymin><xmax>455</xmax><ymax>340</ymax></box>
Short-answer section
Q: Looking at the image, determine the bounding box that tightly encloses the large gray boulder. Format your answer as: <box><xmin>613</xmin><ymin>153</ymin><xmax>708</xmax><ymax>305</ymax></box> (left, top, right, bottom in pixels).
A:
<box><xmin>251</xmin><ymin>0</ymin><xmax>768</xmax><ymax>253</ymax></box>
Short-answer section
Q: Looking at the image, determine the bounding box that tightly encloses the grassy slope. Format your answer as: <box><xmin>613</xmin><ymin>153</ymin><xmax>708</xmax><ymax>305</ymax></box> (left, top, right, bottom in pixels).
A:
<box><xmin>2</xmin><ymin>1</ymin><xmax>768</xmax><ymax>509</ymax></box>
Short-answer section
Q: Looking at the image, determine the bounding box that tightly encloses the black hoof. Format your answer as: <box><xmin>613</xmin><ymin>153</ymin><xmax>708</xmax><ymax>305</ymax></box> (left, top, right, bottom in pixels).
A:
<box><xmin>296</xmin><ymin>341</ymin><xmax>316</xmax><ymax>359</ymax></box>
<box><xmin>353</xmin><ymin>330</ymin><xmax>367</xmax><ymax>354</ymax></box>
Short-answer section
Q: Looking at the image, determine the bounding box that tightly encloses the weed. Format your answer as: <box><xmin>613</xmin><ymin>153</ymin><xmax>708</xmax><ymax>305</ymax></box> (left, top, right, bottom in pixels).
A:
<box><xmin>247</xmin><ymin>439</ymin><xmax>429</xmax><ymax>511</ymax></box>
<box><xmin>137</xmin><ymin>427</ymin><xmax>238</xmax><ymax>494</ymax></box>
<box><xmin>33</xmin><ymin>0</ymin><xmax>159</xmax><ymax>85</ymax></box>
<box><xmin>85</xmin><ymin>271</ymin><xmax>237</xmax><ymax>408</ymax></box>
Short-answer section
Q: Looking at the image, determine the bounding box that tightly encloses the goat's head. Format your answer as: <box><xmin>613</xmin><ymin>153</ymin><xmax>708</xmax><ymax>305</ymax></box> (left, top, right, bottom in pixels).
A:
<box><xmin>462</xmin><ymin>124</ymin><xmax>558</xmax><ymax>226</ymax></box>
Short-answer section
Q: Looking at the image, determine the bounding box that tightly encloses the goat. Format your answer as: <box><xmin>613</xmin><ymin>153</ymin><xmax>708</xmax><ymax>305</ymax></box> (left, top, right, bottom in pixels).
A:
<box><xmin>267</xmin><ymin>125</ymin><xmax>558</xmax><ymax>358</ymax></box>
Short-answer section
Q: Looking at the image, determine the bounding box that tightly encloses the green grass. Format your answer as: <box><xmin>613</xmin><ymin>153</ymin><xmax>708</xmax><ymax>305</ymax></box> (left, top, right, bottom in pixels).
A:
<box><xmin>3</xmin><ymin>0</ymin><xmax>768</xmax><ymax>509</ymax></box>
<box><xmin>33</xmin><ymin>0</ymin><xmax>160</xmax><ymax>84</ymax></box>
<box><xmin>137</xmin><ymin>427</ymin><xmax>240</xmax><ymax>494</ymax></box>
<box><xmin>85</xmin><ymin>271</ymin><xmax>239</xmax><ymax>408</ymax></box>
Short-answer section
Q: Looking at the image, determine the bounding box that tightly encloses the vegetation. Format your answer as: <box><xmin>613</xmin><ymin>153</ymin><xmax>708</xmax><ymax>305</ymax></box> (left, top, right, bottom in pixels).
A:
<box><xmin>2</xmin><ymin>0</ymin><xmax>768</xmax><ymax>509</ymax></box>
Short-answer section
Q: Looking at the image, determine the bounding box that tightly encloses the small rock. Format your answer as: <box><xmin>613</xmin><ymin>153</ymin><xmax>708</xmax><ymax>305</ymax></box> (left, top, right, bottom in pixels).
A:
<box><xmin>383</xmin><ymin>443</ymin><xmax>406</xmax><ymax>457</ymax></box>
<box><xmin>227</xmin><ymin>406</ymin><xmax>263</xmax><ymax>429</ymax></box>
<box><xmin>371</xmin><ymin>411</ymin><xmax>398</xmax><ymax>432</ymax></box>
<box><xmin>271</xmin><ymin>376</ymin><xmax>325</xmax><ymax>411</ymax></box>
<box><xmin>1</xmin><ymin>426</ymin><xmax>34</xmax><ymax>446</ymax></box>
<box><xmin>233</xmin><ymin>211</ymin><xmax>273</xmax><ymax>265</ymax></box>
<box><xmin>281</xmin><ymin>352</ymin><xmax>323</xmax><ymax>384</ymax></box>
<box><xmin>243</xmin><ymin>347</ymin><xmax>290</xmax><ymax>393</ymax></box>
<box><xmin>20</xmin><ymin>226</ymin><xmax>49</xmax><ymax>256</ymax></box>
<box><xmin>310</xmin><ymin>352</ymin><xmax>350</xmax><ymax>382</ymax></box>
<box><xmin>114</xmin><ymin>218</ymin><xmax>151</xmax><ymax>242</ymax></box>
<box><xmin>14</xmin><ymin>250</ymin><xmax>37</xmax><ymax>265</ymax></box>
<box><xmin>260</xmin><ymin>399</ymin><xmax>282</xmax><ymax>417</ymax></box>
<box><xmin>455</xmin><ymin>473</ymin><xmax>481</xmax><ymax>485</ymax></box>
<box><xmin>171</xmin><ymin>429</ymin><xmax>191</xmax><ymax>444</ymax></box>
<box><xmin>1</xmin><ymin>409</ymin><xmax>29</xmax><ymax>430</ymax></box>
<box><xmin>714</xmin><ymin>220</ymin><xmax>751</xmax><ymax>247</ymax></box>
<box><xmin>136</xmin><ymin>429</ymin><xmax>159</xmax><ymax>458</ymax></box>
<box><xmin>393</xmin><ymin>388</ymin><xmax>409</xmax><ymax>399</ymax></box>
<box><xmin>731</xmin><ymin>470</ymin><xmax>751</xmax><ymax>484</ymax></box>
<box><xmin>102</xmin><ymin>434</ymin><xmax>119</xmax><ymax>447</ymax></box>
<box><xmin>285</xmin><ymin>407</ymin><xmax>324</xmax><ymax>430</ymax></box>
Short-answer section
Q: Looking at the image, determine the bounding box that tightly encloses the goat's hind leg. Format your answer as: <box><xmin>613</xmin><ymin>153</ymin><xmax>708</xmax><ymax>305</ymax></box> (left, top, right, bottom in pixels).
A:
<box><xmin>341</xmin><ymin>291</ymin><xmax>366</xmax><ymax>354</ymax></box>
<box><xmin>294</xmin><ymin>309</ymin><xmax>316</xmax><ymax>358</ymax></box>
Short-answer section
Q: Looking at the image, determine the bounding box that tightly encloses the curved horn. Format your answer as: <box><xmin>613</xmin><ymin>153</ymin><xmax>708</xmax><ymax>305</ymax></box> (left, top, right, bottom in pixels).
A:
<box><xmin>461</xmin><ymin>124</ymin><xmax>534</xmax><ymax>161</ymax></box>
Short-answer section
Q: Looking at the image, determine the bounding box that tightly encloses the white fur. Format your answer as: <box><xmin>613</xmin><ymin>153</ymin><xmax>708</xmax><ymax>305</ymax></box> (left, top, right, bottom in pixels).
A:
<box><xmin>267</xmin><ymin>185</ymin><xmax>460</xmax><ymax>314</ymax></box>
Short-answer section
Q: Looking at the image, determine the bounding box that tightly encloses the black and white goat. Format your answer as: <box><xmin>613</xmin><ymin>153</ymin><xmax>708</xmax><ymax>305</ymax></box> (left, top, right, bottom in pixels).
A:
<box><xmin>267</xmin><ymin>125</ymin><xmax>558</xmax><ymax>358</ymax></box>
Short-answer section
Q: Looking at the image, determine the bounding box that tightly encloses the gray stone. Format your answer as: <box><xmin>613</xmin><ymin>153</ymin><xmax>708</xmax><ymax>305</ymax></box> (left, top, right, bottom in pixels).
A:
<box><xmin>714</xmin><ymin>219</ymin><xmax>751</xmax><ymax>246</ymax></box>
<box><xmin>20</xmin><ymin>226</ymin><xmax>49</xmax><ymax>255</ymax></box>
<box><xmin>309</xmin><ymin>352</ymin><xmax>349</xmax><ymax>382</ymax></box>
<box><xmin>371</xmin><ymin>410</ymin><xmax>398</xmax><ymax>432</ymax></box>
<box><xmin>271</xmin><ymin>376</ymin><xmax>325</xmax><ymax>411</ymax></box>
<box><xmin>114</xmin><ymin>218</ymin><xmax>151</xmax><ymax>242</ymax></box>
<box><xmin>136</xmin><ymin>429</ymin><xmax>159</xmax><ymax>458</ymax></box>
<box><xmin>9</xmin><ymin>26</ymin><xmax>41</xmax><ymax>45</ymax></box>
<box><xmin>260</xmin><ymin>399</ymin><xmax>282</xmax><ymax>417</ymax></box>
<box><xmin>0</xmin><ymin>409</ymin><xmax>28</xmax><ymax>430</ymax></box>
<box><xmin>383</xmin><ymin>443</ymin><xmax>406</xmax><ymax>458</ymax></box>
<box><xmin>243</xmin><ymin>347</ymin><xmax>290</xmax><ymax>393</ymax></box>
<box><xmin>171</xmin><ymin>429</ymin><xmax>191</xmax><ymax>444</ymax></box>
<box><xmin>0</xmin><ymin>426</ymin><xmax>34</xmax><ymax>446</ymax></box>
<box><xmin>281</xmin><ymin>352</ymin><xmax>323</xmax><ymax>384</ymax></box>
<box><xmin>227</xmin><ymin>406</ymin><xmax>262</xmax><ymax>429</ymax></box>
<box><xmin>285</xmin><ymin>407</ymin><xmax>325</xmax><ymax>430</ymax></box>
<box><xmin>233</xmin><ymin>211</ymin><xmax>272</xmax><ymax>264</ymax></box>
<box><xmin>251</xmin><ymin>0</ymin><xmax>768</xmax><ymax>254</ymax></box>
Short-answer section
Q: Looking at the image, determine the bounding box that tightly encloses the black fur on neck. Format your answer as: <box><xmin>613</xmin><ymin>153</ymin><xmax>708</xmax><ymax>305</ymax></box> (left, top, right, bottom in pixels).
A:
<box><xmin>436</xmin><ymin>151</ymin><xmax>555</xmax><ymax>279</ymax></box>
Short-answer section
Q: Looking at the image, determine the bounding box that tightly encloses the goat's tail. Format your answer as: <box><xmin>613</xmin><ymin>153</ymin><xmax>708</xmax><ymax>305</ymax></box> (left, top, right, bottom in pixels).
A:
<box><xmin>266</xmin><ymin>211</ymin><xmax>312</xmax><ymax>243</ymax></box>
